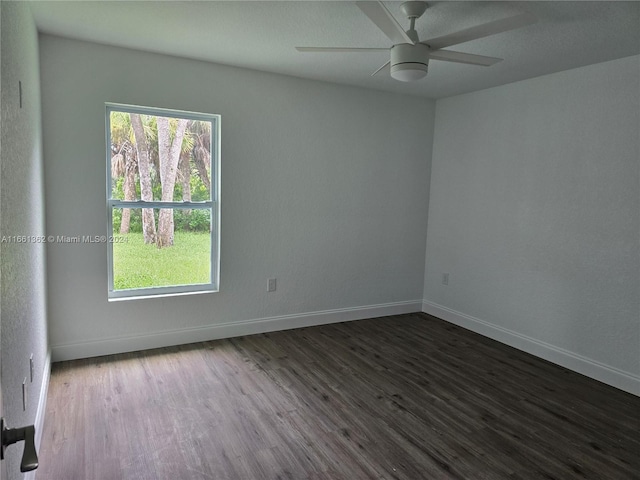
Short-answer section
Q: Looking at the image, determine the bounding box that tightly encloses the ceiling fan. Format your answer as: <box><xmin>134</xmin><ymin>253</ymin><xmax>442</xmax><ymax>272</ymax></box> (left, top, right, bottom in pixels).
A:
<box><xmin>296</xmin><ymin>1</ymin><xmax>537</xmax><ymax>82</ymax></box>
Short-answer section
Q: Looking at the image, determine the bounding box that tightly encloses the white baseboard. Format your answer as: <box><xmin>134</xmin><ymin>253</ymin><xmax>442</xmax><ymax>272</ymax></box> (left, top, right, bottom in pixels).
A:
<box><xmin>51</xmin><ymin>300</ymin><xmax>422</xmax><ymax>362</ymax></box>
<box><xmin>422</xmin><ymin>300</ymin><xmax>640</xmax><ymax>396</ymax></box>
<box><xmin>23</xmin><ymin>350</ymin><xmax>51</xmax><ymax>480</ymax></box>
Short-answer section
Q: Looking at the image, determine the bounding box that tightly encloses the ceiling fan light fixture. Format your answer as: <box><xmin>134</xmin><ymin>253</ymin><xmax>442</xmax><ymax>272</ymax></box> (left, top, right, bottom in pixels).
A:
<box><xmin>390</xmin><ymin>43</ymin><xmax>430</xmax><ymax>82</ymax></box>
<box><xmin>391</xmin><ymin>63</ymin><xmax>428</xmax><ymax>82</ymax></box>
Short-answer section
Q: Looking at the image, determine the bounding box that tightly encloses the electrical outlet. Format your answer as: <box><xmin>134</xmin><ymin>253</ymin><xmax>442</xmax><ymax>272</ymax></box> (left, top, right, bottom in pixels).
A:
<box><xmin>267</xmin><ymin>278</ymin><xmax>277</xmax><ymax>292</ymax></box>
<box><xmin>30</xmin><ymin>354</ymin><xmax>34</xmax><ymax>383</ymax></box>
<box><xmin>442</xmin><ymin>273</ymin><xmax>449</xmax><ymax>285</ymax></box>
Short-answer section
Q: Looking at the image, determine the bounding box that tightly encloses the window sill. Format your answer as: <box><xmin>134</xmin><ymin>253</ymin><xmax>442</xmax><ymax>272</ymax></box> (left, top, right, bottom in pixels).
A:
<box><xmin>108</xmin><ymin>288</ymin><xmax>218</xmax><ymax>302</ymax></box>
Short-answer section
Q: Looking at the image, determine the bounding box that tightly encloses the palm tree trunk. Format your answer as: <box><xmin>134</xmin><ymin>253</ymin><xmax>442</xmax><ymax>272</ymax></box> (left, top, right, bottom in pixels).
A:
<box><xmin>156</xmin><ymin>117</ymin><xmax>188</xmax><ymax>248</ymax></box>
<box><xmin>193</xmin><ymin>141</ymin><xmax>210</xmax><ymax>193</ymax></box>
<box><xmin>180</xmin><ymin>152</ymin><xmax>192</xmax><ymax>216</ymax></box>
<box><xmin>130</xmin><ymin>113</ymin><xmax>156</xmax><ymax>244</ymax></box>
<box><xmin>119</xmin><ymin>153</ymin><xmax>137</xmax><ymax>234</ymax></box>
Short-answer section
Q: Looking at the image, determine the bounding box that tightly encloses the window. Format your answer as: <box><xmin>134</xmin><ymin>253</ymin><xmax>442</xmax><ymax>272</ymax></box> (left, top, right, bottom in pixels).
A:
<box><xmin>106</xmin><ymin>103</ymin><xmax>220</xmax><ymax>299</ymax></box>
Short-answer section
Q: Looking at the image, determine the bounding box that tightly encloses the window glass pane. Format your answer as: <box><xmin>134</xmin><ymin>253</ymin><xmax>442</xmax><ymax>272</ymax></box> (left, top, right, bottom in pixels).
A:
<box><xmin>110</xmin><ymin>112</ymin><xmax>212</xmax><ymax>202</ymax></box>
<box><xmin>112</xmin><ymin>208</ymin><xmax>211</xmax><ymax>291</ymax></box>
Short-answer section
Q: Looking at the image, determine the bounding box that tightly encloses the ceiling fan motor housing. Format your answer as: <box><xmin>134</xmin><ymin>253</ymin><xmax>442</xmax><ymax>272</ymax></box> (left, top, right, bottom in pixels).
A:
<box><xmin>390</xmin><ymin>43</ymin><xmax>430</xmax><ymax>81</ymax></box>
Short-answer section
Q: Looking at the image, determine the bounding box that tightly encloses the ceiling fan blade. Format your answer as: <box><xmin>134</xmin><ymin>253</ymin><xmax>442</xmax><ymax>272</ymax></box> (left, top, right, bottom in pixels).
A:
<box><xmin>428</xmin><ymin>49</ymin><xmax>503</xmax><ymax>66</ymax></box>
<box><xmin>296</xmin><ymin>47</ymin><xmax>388</xmax><ymax>53</ymax></box>
<box><xmin>371</xmin><ymin>60</ymin><xmax>391</xmax><ymax>76</ymax></box>
<box><xmin>424</xmin><ymin>11</ymin><xmax>537</xmax><ymax>50</ymax></box>
<box><xmin>356</xmin><ymin>1</ymin><xmax>415</xmax><ymax>45</ymax></box>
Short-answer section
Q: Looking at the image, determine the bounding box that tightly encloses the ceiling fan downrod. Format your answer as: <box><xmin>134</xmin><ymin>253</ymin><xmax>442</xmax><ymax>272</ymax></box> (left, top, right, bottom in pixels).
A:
<box><xmin>401</xmin><ymin>1</ymin><xmax>428</xmax><ymax>43</ymax></box>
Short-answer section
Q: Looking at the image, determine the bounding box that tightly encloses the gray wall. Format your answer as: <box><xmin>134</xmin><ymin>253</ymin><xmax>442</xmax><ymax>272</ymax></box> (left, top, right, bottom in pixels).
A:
<box><xmin>40</xmin><ymin>35</ymin><xmax>435</xmax><ymax>359</ymax></box>
<box><xmin>423</xmin><ymin>55</ymin><xmax>639</xmax><ymax>393</ymax></box>
<box><xmin>1</xmin><ymin>2</ymin><xmax>49</xmax><ymax>477</ymax></box>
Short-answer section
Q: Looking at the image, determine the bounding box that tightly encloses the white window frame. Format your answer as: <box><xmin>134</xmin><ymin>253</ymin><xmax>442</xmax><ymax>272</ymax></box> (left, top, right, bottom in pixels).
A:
<box><xmin>105</xmin><ymin>103</ymin><xmax>220</xmax><ymax>300</ymax></box>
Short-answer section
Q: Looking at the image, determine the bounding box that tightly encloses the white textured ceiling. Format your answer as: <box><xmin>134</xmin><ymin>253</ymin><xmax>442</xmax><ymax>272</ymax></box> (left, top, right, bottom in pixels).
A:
<box><xmin>28</xmin><ymin>1</ymin><xmax>640</xmax><ymax>99</ymax></box>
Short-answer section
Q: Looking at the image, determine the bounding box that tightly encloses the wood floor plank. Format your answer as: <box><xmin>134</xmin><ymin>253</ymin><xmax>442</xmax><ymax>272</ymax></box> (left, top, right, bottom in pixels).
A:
<box><xmin>37</xmin><ymin>313</ymin><xmax>640</xmax><ymax>479</ymax></box>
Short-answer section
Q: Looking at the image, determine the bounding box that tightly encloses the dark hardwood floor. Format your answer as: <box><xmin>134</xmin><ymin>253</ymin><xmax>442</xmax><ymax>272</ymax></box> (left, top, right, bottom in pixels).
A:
<box><xmin>37</xmin><ymin>313</ymin><xmax>639</xmax><ymax>479</ymax></box>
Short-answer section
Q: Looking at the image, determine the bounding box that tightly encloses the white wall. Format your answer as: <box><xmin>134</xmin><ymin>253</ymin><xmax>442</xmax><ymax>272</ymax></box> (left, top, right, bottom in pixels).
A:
<box><xmin>423</xmin><ymin>55</ymin><xmax>640</xmax><ymax>394</ymax></box>
<box><xmin>1</xmin><ymin>2</ymin><xmax>50</xmax><ymax>478</ymax></box>
<box><xmin>39</xmin><ymin>35</ymin><xmax>435</xmax><ymax>360</ymax></box>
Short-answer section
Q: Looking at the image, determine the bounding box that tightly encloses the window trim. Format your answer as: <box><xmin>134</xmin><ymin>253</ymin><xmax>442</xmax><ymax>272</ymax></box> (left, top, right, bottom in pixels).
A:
<box><xmin>105</xmin><ymin>103</ymin><xmax>220</xmax><ymax>300</ymax></box>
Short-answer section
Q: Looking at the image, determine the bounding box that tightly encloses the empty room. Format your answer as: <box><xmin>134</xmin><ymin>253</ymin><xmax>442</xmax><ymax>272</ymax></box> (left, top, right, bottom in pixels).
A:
<box><xmin>1</xmin><ymin>1</ymin><xmax>638</xmax><ymax>479</ymax></box>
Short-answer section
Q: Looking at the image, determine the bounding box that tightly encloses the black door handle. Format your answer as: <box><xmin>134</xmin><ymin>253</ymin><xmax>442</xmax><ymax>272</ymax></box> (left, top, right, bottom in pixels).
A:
<box><xmin>1</xmin><ymin>417</ymin><xmax>39</xmax><ymax>472</ymax></box>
